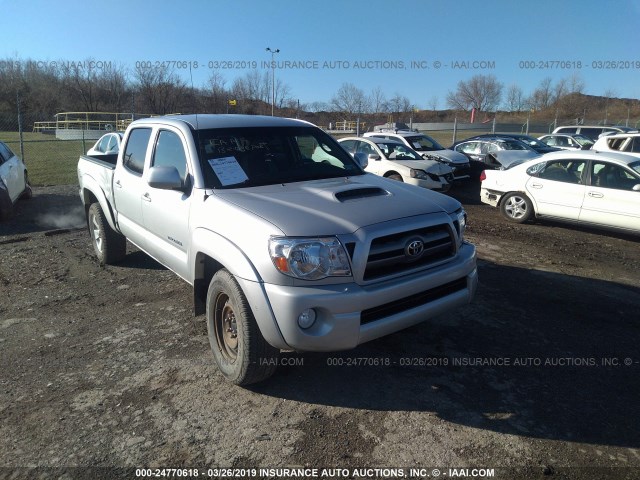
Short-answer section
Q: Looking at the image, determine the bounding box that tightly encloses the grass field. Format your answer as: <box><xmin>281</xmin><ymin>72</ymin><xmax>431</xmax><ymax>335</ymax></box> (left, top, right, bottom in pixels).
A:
<box><xmin>1</xmin><ymin>132</ymin><xmax>86</xmax><ymax>186</ymax></box>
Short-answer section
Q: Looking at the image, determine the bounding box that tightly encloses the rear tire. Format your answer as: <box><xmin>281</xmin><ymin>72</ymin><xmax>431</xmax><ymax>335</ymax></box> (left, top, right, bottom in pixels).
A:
<box><xmin>21</xmin><ymin>173</ymin><xmax>33</xmax><ymax>200</ymax></box>
<box><xmin>206</xmin><ymin>269</ymin><xmax>279</xmax><ymax>386</ymax></box>
<box><xmin>0</xmin><ymin>181</ymin><xmax>13</xmax><ymax>221</ymax></box>
<box><xmin>87</xmin><ymin>202</ymin><xmax>126</xmax><ymax>265</ymax></box>
<box><xmin>500</xmin><ymin>192</ymin><xmax>533</xmax><ymax>223</ymax></box>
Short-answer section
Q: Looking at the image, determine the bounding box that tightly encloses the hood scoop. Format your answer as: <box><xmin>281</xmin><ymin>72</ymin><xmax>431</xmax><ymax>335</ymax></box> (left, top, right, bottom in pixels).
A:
<box><xmin>334</xmin><ymin>187</ymin><xmax>390</xmax><ymax>202</ymax></box>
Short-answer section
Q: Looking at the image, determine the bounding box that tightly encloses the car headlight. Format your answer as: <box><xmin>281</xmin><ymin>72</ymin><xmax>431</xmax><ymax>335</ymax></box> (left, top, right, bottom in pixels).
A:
<box><xmin>268</xmin><ymin>237</ymin><xmax>351</xmax><ymax>280</ymax></box>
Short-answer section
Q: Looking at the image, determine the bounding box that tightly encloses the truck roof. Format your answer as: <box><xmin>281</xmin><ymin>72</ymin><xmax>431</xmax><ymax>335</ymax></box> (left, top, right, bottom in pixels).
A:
<box><xmin>131</xmin><ymin>114</ymin><xmax>314</xmax><ymax>130</ymax></box>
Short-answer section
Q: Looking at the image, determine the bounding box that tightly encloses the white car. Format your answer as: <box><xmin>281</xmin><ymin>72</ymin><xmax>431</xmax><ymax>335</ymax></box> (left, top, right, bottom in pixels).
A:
<box><xmin>592</xmin><ymin>133</ymin><xmax>640</xmax><ymax>159</ymax></box>
<box><xmin>538</xmin><ymin>133</ymin><xmax>594</xmax><ymax>150</ymax></box>
<box><xmin>480</xmin><ymin>150</ymin><xmax>640</xmax><ymax>234</ymax></box>
<box><xmin>338</xmin><ymin>136</ymin><xmax>454</xmax><ymax>192</ymax></box>
<box><xmin>0</xmin><ymin>140</ymin><xmax>32</xmax><ymax>220</ymax></box>
<box><xmin>363</xmin><ymin>130</ymin><xmax>470</xmax><ymax>180</ymax></box>
<box><xmin>87</xmin><ymin>132</ymin><xmax>123</xmax><ymax>156</ymax></box>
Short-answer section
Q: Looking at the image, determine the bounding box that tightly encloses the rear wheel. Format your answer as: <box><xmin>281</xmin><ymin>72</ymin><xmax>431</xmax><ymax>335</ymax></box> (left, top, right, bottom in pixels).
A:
<box><xmin>88</xmin><ymin>202</ymin><xmax>126</xmax><ymax>265</ymax></box>
<box><xmin>206</xmin><ymin>269</ymin><xmax>279</xmax><ymax>386</ymax></box>
<box><xmin>500</xmin><ymin>192</ymin><xmax>533</xmax><ymax>223</ymax></box>
<box><xmin>21</xmin><ymin>173</ymin><xmax>33</xmax><ymax>200</ymax></box>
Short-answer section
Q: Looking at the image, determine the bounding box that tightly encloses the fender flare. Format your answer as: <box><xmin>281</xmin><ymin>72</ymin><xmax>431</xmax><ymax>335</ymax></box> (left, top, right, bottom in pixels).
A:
<box><xmin>190</xmin><ymin>227</ymin><xmax>288</xmax><ymax>350</ymax></box>
<box><xmin>80</xmin><ymin>176</ymin><xmax>118</xmax><ymax>232</ymax></box>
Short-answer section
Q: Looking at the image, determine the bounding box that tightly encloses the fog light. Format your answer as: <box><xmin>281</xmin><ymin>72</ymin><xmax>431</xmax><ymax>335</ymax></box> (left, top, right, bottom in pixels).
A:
<box><xmin>297</xmin><ymin>309</ymin><xmax>317</xmax><ymax>329</ymax></box>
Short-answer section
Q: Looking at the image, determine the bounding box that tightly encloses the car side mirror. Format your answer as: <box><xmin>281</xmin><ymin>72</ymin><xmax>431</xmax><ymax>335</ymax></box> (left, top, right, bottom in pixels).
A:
<box><xmin>633</xmin><ymin>184</ymin><xmax>640</xmax><ymax>192</ymax></box>
<box><xmin>148</xmin><ymin>166</ymin><xmax>184</xmax><ymax>190</ymax></box>
<box><xmin>354</xmin><ymin>152</ymin><xmax>369</xmax><ymax>169</ymax></box>
<box><xmin>368</xmin><ymin>154</ymin><xmax>381</xmax><ymax>162</ymax></box>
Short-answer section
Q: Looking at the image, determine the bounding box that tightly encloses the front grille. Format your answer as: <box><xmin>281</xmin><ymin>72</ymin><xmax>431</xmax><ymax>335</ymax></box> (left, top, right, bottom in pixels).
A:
<box><xmin>360</xmin><ymin>277</ymin><xmax>468</xmax><ymax>324</ymax></box>
<box><xmin>363</xmin><ymin>224</ymin><xmax>455</xmax><ymax>281</ymax></box>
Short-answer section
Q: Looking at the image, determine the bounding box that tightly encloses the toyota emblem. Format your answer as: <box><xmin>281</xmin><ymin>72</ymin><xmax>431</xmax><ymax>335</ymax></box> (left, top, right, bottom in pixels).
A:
<box><xmin>405</xmin><ymin>239</ymin><xmax>424</xmax><ymax>259</ymax></box>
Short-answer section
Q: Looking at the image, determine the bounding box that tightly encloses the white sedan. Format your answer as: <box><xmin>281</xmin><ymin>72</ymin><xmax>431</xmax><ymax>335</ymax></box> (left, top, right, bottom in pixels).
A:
<box><xmin>87</xmin><ymin>132</ymin><xmax>123</xmax><ymax>156</ymax></box>
<box><xmin>0</xmin><ymin>140</ymin><xmax>32</xmax><ymax>220</ymax></box>
<box><xmin>480</xmin><ymin>150</ymin><xmax>640</xmax><ymax>234</ymax></box>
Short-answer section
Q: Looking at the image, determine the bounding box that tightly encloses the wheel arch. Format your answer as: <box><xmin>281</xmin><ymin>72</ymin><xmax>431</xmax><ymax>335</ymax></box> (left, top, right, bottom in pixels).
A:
<box><xmin>80</xmin><ymin>179</ymin><xmax>117</xmax><ymax>231</ymax></box>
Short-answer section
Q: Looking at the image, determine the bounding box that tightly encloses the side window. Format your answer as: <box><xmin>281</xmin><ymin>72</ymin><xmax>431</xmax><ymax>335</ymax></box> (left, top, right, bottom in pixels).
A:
<box><xmin>580</xmin><ymin>128</ymin><xmax>600</xmax><ymax>139</ymax></box>
<box><xmin>152</xmin><ymin>130</ymin><xmax>188</xmax><ymax>181</ymax></box>
<box><xmin>559</xmin><ymin>127</ymin><xmax>577</xmax><ymax>134</ymax></box>
<box><xmin>591</xmin><ymin>162</ymin><xmax>639</xmax><ymax>190</ymax></box>
<box><xmin>458</xmin><ymin>142</ymin><xmax>478</xmax><ymax>154</ymax></box>
<box><xmin>0</xmin><ymin>141</ymin><xmax>15</xmax><ymax>163</ymax></box>
<box><xmin>538</xmin><ymin>160</ymin><xmax>585</xmax><ymax>184</ymax></box>
<box><xmin>356</xmin><ymin>141</ymin><xmax>375</xmax><ymax>156</ymax></box>
<box><xmin>96</xmin><ymin>136</ymin><xmax>110</xmax><ymax>153</ymax></box>
<box><xmin>623</xmin><ymin>137</ymin><xmax>640</xmax><ymax>153</ymax></box>
<box><xmin>339</xmin><ymin>140</ymin><xmax>356</xmax><ymax>154</ymax></box>
<box><xmin>123</xmin><ymin>128</ymin><xmax>152</xmax><ymax>175</ymax></box>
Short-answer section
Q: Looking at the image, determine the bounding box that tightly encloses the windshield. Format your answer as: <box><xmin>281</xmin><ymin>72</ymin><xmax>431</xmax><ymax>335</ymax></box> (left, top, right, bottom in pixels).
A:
<box><xmin>405</xmin><ymin>135</ymin><xmax>444</xmax><ymax>152</ymax></box>
<box><xmin>376</xmin><ymin>142</ymin><xmax>422</xmax><ymax>160</ymax></box>
<box><xmin>197</xmin><ymin>126</ymin><xmax>364</xmax><ymax>188</ymax></box>
<box><xmin>498</xmin><ymin>139</ymin><xmax>530</xmax><ymax>151</ymax></box>
<box><xmin>574</xmin><ymin>135</ymin><xmax>594</xmax><ymax>146</ymax></box>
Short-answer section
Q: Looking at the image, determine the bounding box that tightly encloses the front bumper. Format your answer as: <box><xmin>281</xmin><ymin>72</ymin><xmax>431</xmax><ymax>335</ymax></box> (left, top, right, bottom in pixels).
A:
<box><xmin>260</xmin><ymin>242</ymin><xmax>477</xmax><ymax>351</ymax></box>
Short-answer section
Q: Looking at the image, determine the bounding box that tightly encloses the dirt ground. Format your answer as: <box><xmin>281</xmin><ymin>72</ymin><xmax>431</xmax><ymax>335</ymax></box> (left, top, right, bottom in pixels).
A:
<box><xmin>1</xmin><ymin>182</ymin><xmax>639</xmax><ymax>480</ymax></box>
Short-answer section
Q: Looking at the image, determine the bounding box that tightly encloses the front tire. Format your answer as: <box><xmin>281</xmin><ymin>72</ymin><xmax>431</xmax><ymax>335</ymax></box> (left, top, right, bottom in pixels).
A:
<box><xmin>206</xmin><ymin>269</ymin><xmax>279</xmax><ymax>386</ymax></box>
<box><xmin>500</xmin><ymin>192</ymin><xmax>533</xmax><ymax>223</ymax></box>
<box><xmin>88</xmin><ymin>202</ymin><xmax>126</xmax><ymax>265</ymax></box>
<box><xmin>387</xmin><ymin>173</ymin><xmax>403</xmax><ymax>182</ymax></box>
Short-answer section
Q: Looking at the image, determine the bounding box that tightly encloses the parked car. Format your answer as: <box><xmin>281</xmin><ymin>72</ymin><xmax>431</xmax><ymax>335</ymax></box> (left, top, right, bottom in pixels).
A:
<box><xmin>451</xmin><ymin>136</ymin><xmax>539</xmax><ymax>175</ymax></box>
<box><xmin>552</xmin><ymin>125</ymin><xmax>638</xmax><ymax>141</ymax></box>
<box><xmin>363</xmin><ymin>130</ymin><xmax>470</xmax><ymax>180</ymax></box>
<box><xmin>338</xmin><ymin>136</ymin><xmax>454</xmax><ymax>192</ymax></box>
<box><xmin>538</xmin><ymin>133</ymin><xmax>594</xmax><ymax>150</ymax></box>
<box><xmin>0</xmin><ymin>140</ymin><xmax>32</xmax><ymax>220</ymax></box>
<box><xmin>480</xmin><ymin>150</ymin><xmax>640</xmax><ymax>234</ymax></box>
<box><xmin>468</xmin><ymin>133</ymin><xmax>560</xmax><ymax>154</ymax></box>
<box><xmin>87</xmin><ymin>132</ymin><xmax>123</xmax><ymax>156</ymax></box>
<box><xmin>592</xmin><ymin>133</ymin><xmax>640</xmax><ymax>158</ymax></box>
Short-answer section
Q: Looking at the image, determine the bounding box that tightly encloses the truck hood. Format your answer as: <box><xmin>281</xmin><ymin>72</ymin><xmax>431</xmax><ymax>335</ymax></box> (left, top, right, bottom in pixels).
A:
<box><xmin>212</xmin><ymin>174</ymin><xmax>460</xmax><ymax>236</ymax></box>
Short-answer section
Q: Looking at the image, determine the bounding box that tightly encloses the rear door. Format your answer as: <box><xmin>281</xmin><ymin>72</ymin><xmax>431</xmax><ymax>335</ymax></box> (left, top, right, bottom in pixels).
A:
<box><xmin>113</xmin><ymin>127</ymin><xmax>152</xmax><ymax>248</ymax></box>
<box><xmin>525</xmin><ymin>159</ymin><xmax>587</xmax><ymax>221</ymax></box>
<box><xmin>579</xmin><ymin>161</ymin><xmax>640</xmax><ymax>232</ymax></box>
<box><xmin>141</xmin><ymin>128</ymin><xmax>192</xmax><ymax>280</ymax></box>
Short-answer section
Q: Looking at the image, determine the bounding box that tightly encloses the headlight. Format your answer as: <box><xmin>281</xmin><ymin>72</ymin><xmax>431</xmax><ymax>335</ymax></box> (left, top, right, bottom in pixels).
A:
<box><xmin>268</xmin><ymin>237</ymin><xmax>351</xmax><ymax>280</ymax></box>
<box><xmin>410</xmin><ymin>168</ymin><xmax>429</xmax><ymax>180</ymax></box>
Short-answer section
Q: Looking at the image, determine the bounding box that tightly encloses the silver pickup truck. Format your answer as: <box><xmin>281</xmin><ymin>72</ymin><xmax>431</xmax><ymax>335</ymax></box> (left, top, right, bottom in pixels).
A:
<box><xmin>77</xmin><ymin>115</ymin><xmax>477</xmax><ymax>385</ymax></box>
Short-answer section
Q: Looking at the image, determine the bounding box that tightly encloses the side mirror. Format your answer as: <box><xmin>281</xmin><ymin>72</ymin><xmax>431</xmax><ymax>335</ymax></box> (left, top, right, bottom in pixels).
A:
<box><xmin>367</xmin><ymin>153</ymin><xmax>381</xmax><ymax>161</ymax></box>
<box><xmin>148</xmin><ymin>166</ymin><xmax>184</xmax><ymax>190</ymax></box>
<box><xmin>354</xmin><ymin>152</ymin><xmax>369</xmax><ymax>170</ymax></box>
<box><xmin>633</xmin><ymin>184</ymin><xmax>640</xmax><ymax>192</ymax></box>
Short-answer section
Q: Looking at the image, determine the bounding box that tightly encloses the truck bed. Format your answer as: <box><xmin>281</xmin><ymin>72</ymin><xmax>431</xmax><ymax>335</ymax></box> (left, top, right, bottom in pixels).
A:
<box><xmin>79</xmin><ymin>153</ymin><xmax>118</xmax><ymax>169</ymax></box>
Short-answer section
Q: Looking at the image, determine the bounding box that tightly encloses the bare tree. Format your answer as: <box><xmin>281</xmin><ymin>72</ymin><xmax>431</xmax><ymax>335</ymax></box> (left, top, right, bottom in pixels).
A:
<box><xmin>527</xmin><ymin>77</ymin><xmax>553</xmax><ymax>111</ymax></box>
<box><xmin>427</xmin><ymin>95</ymin><xmax>438</xmax><ymax>111</ymax></box>
<box><xmin>504</xmin><ymin>84</ymin><xmax>525</xmax><ymax>112</ymax></box>
<box><xmin>330</xmin><ymin>83</ymin><xmax>370</xmax><ymax>114</ymax></box>
<box><xmin>134</xmin><ymin>65</ymin><xmax>188</xmax><ymax>114</ymax></box>
<box><xmin>386</xmin><ymin>93</ymin><xmax>412</xmax><ymax>114</ymax></box>
<box><xmin>446</xmin><ymin>74</ymin><xmax>503</xmax><ymax>112</ymax></box>
<box><xmin>369</xmin><ymin>87</ymin><xmax>387</xmax><ymax>114</ymax></box>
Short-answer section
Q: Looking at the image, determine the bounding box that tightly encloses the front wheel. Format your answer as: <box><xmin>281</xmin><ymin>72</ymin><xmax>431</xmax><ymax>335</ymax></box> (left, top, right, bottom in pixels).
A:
<box><xmin>87</xmin><ymin>202</ymin><xmax>126</xmax><ymax>265</ymax></box>
<box><xmin>500</xmin><ymin>192</ymin><xmax>533</xmax><ymax>223</ymax></box>
<box><xmin>206</xmin><ymin>269</ymin><xmax>279</xmax><ymax>386</ymax></box>
<box><xmin>387</xmin><ymin>173</ymin><xmax>403</xmax><ymax>182</ymax></box>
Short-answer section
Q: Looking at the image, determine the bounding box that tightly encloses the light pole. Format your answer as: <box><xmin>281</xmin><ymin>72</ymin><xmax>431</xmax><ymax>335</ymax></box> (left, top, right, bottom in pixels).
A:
<box><xmin>266</xmin><ymin>47</ymin><xmax>280</xmax><ymax>116</ymax></box>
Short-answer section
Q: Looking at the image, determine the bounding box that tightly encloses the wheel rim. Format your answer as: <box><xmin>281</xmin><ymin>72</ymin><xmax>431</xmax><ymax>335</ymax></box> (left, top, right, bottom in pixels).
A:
<box><xmin>505</xmin><ymin>195</ymin><xmax>527</xmax><ymax>219</ymax></box>
<box><xmin>214</xmin><ymin>293</ymin><xmax>238</xmax><ymax>361</ymax></box>
<box><xmin>91</xmin><ymin>213</ymin><xmax>103</xmax><ymax>253</ymax></box>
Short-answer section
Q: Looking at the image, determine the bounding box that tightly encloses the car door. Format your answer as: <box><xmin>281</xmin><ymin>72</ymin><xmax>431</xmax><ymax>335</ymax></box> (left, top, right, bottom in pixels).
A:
<box><xmin>112</xmin><ymin>127</ymin><xmax>152</xmax><ymax>249</ymax></box>
<box><xmin>355</xmin><ymin>140</ymin><xmax>382</xmax><ymax>175</ymax></box>
<box><xmin>0</xmin><ymin>142</ymin><xmax>24</xmax><ymax>202</ymax></box>
<box><xmin>525</xmin><ymin>159</ymin><xmax>587</xmax><ymax>221</ymax></box>
<box><xmin>141</xmin><ymin>129</ymin><xmax>192</xmax><ymax>280</ymax></box>
<box><xmin>579</xmin><ymin>161</ymin><xmax>640</xmax><ymax>232</ymax></box>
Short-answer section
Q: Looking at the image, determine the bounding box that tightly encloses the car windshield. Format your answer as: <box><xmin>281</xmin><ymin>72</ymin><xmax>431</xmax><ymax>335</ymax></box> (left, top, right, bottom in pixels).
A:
<box><xmin>197</xmin><ymin>126</ymin><xmax>364</xmax><ymax>188</ymax></box>
<box><xmin>498</xmin><ymin>139</ymin><xmax>530</xmax><ymax>150</ymax></box>
<box><xmin>574</xmin><ymin>135</ymin><xmax>594</xmax><ymax>146</ymax></box>
<box><xmin>405</xmin><ymin>135</ymin><xmax>444</xmax><ymax>152</ymax></box>
<box><xmin>630</xmin><ymin>161</ymin><xmax>640</xmax><ymax>175</ymax></box>
<box><xmin>516</xmin><ymin>136</ymin><xmax>548</xmax><ymax>147</ymax></box>
<box><xmin>376</xmin><ymin>142</ymin><xmax>422</xmax><ymax>160</ymax></box>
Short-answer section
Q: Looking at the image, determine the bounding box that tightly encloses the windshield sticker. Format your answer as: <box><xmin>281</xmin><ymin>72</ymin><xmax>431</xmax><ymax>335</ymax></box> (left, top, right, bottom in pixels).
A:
<box><xmin>208</xmin><ymin>156</ymin><xmax>248</xmax><ymax>186</ymax></box>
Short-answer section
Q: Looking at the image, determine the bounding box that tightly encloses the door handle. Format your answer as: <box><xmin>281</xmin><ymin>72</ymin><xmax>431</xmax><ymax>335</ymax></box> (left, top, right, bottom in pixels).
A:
<box><xmin>531</xmin><ymin>183</ymin><xmax>543</xmax><ymax>189</ymax></box>
<box><xmin>588</xmin><ymin>191</ymin><xmax>603</xmax><ymax>198</ymax></box>
<box><xmin>142</xmin><ymin>192</ymin><xmax>151</xmax><ymax>202</ymax></box>
<box><xmin>114</xmin><ymin>180</ymin><xmax>122</xmax><ymax>188</ymax></box>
